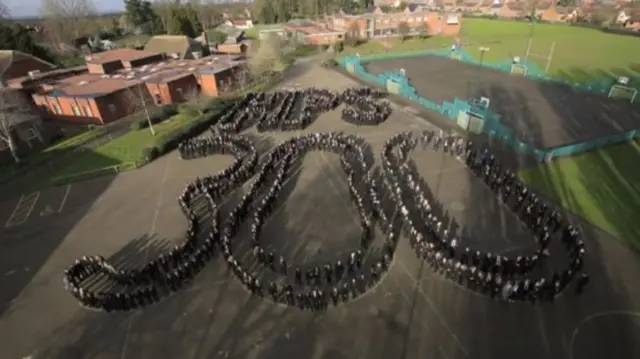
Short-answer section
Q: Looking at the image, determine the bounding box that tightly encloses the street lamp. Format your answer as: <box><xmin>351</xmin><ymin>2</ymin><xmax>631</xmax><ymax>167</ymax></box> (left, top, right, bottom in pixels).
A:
<box><xmin>479</xmin><ymin>47</ymin><xmax>490</xmax><ymax>66</ymax></box>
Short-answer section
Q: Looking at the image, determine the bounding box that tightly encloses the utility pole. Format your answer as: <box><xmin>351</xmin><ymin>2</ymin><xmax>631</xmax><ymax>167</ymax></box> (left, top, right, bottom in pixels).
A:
<box><xmin>138</xmin><ymin>84</ymin><xmax>155</xmax><ymax>136</ymax></box>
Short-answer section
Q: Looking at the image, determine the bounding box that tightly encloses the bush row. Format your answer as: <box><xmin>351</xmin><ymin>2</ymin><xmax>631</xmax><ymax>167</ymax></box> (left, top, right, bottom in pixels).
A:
<box><xmin>130</xmin><ymin>105</ymin><xmax>179</xmax><ymax>131</ymax></box>
<box><xmin>139</xmin><ymin>98</ymin><xmax>240</xmax><ymax>163</ymax></box>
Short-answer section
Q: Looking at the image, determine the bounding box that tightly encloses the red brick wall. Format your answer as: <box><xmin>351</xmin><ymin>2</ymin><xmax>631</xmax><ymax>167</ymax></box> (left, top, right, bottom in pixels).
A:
<box><xmin>2</xmin><ymin>58</ymin><xmax>55</xmax><ymax>80</ymax></box>
<box><xmin>165</xmin><ymin>75</ymin><xmax>200</xmax><ymax>103</ymax></box>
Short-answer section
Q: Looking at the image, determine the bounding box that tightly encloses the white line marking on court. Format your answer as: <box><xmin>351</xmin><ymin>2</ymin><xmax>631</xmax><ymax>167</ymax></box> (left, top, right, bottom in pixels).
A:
<box><xmin>149</xmin><ymin>158</ymin><xmax>173</xmax><ymax>235</ymax></box>
<box><xmin>568</xmin><ymin>311</ymin><xmax>640</xmax><ymax>359</ymax></box>
<box><xmin>121</xmin><ymin>157</ymin><xmax>173</xmax><ymax>359</ymax></box>
<box><xmin>395</xmin><ymin>260</ymin><xmax>471</xmax><ymax>358</ymax></box>
<box><xmin>5</xmin><ymin>194</ymin><xmax>25</xmax><ymax>228</ymax></box>
<box><xmin>5</xmin><ymin>192</ymin><xmax>40</xmax><ymax>228</ymax></box>
<box><xmin>58</xmin><ymin>184</ymin><xmax>72</xmax><ymax>213</ymax></box>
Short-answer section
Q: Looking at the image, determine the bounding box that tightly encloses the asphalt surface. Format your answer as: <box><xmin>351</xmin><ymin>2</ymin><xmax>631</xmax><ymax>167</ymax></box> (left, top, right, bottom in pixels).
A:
<box><xmin>366</xmin><ymin>56</ymin><xmax>640</xmax><ymax>150</ymax></box>
<box><xmin>0</xmin><ymin>64</ymin><xmax>639</xmax><ymax>359</ymax></box>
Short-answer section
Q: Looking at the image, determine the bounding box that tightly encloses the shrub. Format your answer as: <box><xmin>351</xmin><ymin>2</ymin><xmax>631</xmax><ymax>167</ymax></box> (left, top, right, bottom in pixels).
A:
<box><xmin>179</xmin><ymin>104</ymin><xmax>200</xmax><ymax>118</ymax></box>
<box><xmin>325</xmin><ymin>59</ymin><xmax>339</xmax><ymax>68</ymax></box>
<box><xmin>140</xmin><ymin>146</ymin><xmax>159</xmax><ymax>163</ymax></box>
<box><xmin>133</xmin><ymin>105</ymin><xmax>179</xmax><ymax>130</ymax></box>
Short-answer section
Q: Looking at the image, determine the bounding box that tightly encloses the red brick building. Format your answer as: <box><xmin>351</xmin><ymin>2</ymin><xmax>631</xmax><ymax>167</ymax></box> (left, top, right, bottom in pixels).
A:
<box><xmin>0</xmin><ymin>50</ymin><xmax>57</xmax><ymax>85</ymax></box>
<box><xmin>8</xmin><ymin>49</ymin><xmax>246</xmax><ymax>125</ymax></box>
<box><xmin>327</xmin><ymin>7</ymin><xmax>462</xmax><ymax>39</ymax></box>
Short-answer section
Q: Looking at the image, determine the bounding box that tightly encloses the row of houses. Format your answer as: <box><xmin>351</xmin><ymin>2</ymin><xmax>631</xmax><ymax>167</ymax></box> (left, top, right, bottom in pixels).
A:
<box><xmin>372</xmin><ymin>0</ymin><xmax>640</xmax><ymax>28</ymax></box>
<box><xmin>257</xmin><ymin>7</ymin><xmax>462</xmax><ymax>46</ymax></box>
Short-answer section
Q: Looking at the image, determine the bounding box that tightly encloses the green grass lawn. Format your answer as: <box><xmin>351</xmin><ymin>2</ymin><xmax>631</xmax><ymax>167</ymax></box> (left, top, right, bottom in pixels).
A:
<box><xmin>343</xmin><ymin>19</ymin><xmax>640</xmax><ymax>84</ymax></box>
<box><xmin>114</xmin><ymin>34</ymin><xmax>151</xmax><ymax>48</ymax></box>
<box><xmin>0</xmin><ymin>128</ymin><xmax>105</xmax><ymax>184</ymax></box>
<box><xmin>519</xmin><ymin>141</ymin><xmax>640</xmax><ymax>251</ymax></box>
<box><xmin>50</xmin><ymin>113</ymin><xmax>197</xmax><ymax>182</ymax></box>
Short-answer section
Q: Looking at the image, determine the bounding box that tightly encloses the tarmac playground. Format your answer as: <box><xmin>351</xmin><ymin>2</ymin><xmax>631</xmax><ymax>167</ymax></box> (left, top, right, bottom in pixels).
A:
<box><xmin>366</xmin><ymin>56</ymin><xmax>640</xmax><ymax>151</ymax></box>
<box><xmin>0</xmin><ymin>64</ymin><xmax>639</xmax><ymax>359</ymax></box>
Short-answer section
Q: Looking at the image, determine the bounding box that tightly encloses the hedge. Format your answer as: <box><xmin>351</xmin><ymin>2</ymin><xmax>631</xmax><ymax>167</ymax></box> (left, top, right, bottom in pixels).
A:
<box><xmin>130</xmin><ymin>105</ymin><xmax>179</xmax><ymax>131</ymax></box>
<box><xmin>140</xmin><ymin>98</ymin><xmax>240</xmax><ymax>163</ymax></box>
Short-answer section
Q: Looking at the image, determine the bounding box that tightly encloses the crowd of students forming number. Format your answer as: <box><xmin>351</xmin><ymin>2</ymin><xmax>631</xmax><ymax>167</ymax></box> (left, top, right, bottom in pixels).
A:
<box><xmin>62</xmin><ymin>87</ymin><xmax>587</xmax><ymax>312</ymax></box>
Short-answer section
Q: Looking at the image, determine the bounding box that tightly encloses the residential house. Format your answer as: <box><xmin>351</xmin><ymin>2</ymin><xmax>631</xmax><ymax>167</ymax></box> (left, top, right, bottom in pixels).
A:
<box><xmin>224</xmin><ymin>18</ymin><xmax>254</xmax><ymax>30</ymax></box>
<box><xmin>499</xmin><ymin>2</ymin><xmax>522</xmax><ymax>18</ymax></box>
<box><xmin>624</xmin><ymin>12</ymin><xmax>640</xmax><ymax>30</ymax></box>
<box><xmin>285</xmin><ymin>22</ymin><xmax>345</xmax><ymax>46</ymax></box>
<box><xmin>375</xmin><ymin>0</ymin><xmax>405</xmax><ymax>7</ymax></box>
<box><xmin>144</xmin><ymin>35</ymin><xmax>205</xmax><ymax>60</ymax></box>
<box><xmin>328</xmin><ymin>8</ymin><xmax>462</xmax><ymax>38</ymax></box>
<box><xmin>0</xmin><ymin>50</ymin><xmax>57</xmax><ymax>86</ymax></box>
<box><xmin>477</xmin><ymin>0</ymin><xmax>496</xmax><ymax>15</ymax></box>
<box><xmin>216</xmin><ymin>42</ymin><xmax>249</xmax><ymax>54</ymax></box>
<box><xmin>0</xmin><ymin>88</ymin><xmax>55</xmax><ymax>165</ymax></box>
<box><xmin>616</xmin><ymin>9</ymin><xmax>632</xmax><ymax>24</ymax></box>
<box><xmin>541</xmin><ymin>3</ymin><xmax>573</xmax><ymax>22</ymax></box>
<box><xmin>258</xmin><ymin>24</ymin><xmax>289</xmax><ymax>40</ymax></box>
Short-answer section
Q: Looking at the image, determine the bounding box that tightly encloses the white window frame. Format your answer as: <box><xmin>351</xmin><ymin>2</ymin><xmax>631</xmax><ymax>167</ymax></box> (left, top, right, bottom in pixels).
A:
<box><xmin>84</xmin><ymin>105</ymin><xmax>94</xmax><ymax>117</ymax></box>
<box><xmin>53</xmin><ymin>103</ymin><xmax>62</xmax><ymax>114</ymax></box>
<box><xmin>72</xmin><ymin>104</ymin><xmax>81</xmax><ymax>116</ymax></box>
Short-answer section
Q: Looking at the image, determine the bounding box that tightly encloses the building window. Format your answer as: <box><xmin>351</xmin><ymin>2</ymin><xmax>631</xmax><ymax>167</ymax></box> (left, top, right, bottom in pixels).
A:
<box><xmin>108</xmin><ymin>104</ymin><xmax>117</xmax><ymax>114</ymax></box>
<box><xmin>52</xmin><ymin>103</ymin><xmax>62</xmax><ymax>115</ymax></box>
<box><xmin>84</xmin><ymin>105</ymin><xmax>94</xmax><ymax>117</ymax></box>
<box><xmin>72</xmin><ymin>104</ymin><xmax>81</xmax><ymax>116</ymax></box>
<box><xmin>25</xmin><ymin>128</ymin><xmax>38</xmax><ymax>140</ymax></box>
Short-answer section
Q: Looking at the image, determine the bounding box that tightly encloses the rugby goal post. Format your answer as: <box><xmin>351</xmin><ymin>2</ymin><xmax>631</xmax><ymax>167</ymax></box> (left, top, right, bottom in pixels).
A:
<box><xmin>608</xmin><ymin>84</ymin><xmax>638</xmax><ymax>103</ymax></box>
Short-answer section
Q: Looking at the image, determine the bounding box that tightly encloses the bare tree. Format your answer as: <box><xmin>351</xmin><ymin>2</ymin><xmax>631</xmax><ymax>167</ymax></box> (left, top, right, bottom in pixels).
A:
<box><xmin>152</xmin><ymin>0</ymin><xmax>174</xmax><ymax>32</ymax></box>
<box><xmin>247</xmin><ymin>34</ymin><xmax>284</xmax><ymax>80</ymax></box>
<box><xmin>0</xmin><ymin>90</ymin><xmax>40</xmax><ymax>164</ymax></box>
<box><xmin>41</xmin><ymin>0</ymin><xmax>97</xmax><ymax>47</ymax></box>
<box><xmin>397</xmin><ymin>21</ymin><xmax>410</xmax><ymax>42</ymax></box>
<box><xmin>0</xmin><ymin>1</ymin><xmax>10</xmax><ymax>19</ymax></box>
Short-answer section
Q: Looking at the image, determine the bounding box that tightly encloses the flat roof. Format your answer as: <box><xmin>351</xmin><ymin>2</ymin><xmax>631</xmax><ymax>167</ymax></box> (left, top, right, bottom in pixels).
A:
<box><xmin>85</xmin><ymin>48</ymin><xmax>162</xmax><ymax>65</ymax></box>
<box><xmin>41</xmin><ymin>55</ymin><xmax>245</xmax><ymax>97</ymax></box>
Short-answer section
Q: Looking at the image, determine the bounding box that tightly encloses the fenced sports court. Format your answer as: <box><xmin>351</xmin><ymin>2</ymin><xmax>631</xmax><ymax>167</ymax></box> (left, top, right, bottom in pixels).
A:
<box><xmin>342</xmin><ymin>49</ymin><xmax>640</xmax><ymax>162</ymax></box>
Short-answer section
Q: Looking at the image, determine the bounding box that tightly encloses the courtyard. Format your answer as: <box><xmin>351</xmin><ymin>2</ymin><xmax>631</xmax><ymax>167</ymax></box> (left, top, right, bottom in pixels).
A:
<box><xmin>0</xmin><ymin>64</ymin><xmax>639</xmax><ymax>359</ymax></box>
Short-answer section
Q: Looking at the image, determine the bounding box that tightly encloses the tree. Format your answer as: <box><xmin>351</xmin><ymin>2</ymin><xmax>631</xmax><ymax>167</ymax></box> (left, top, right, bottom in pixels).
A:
<box><xmin>0</xmin><ymin>91</ymin><xmax>39</xmax><ymax>164</ymax></box>
<box><xmin>248</xmin><ymin>33</ymin><xmax>283</xmax><ymax>79</ymax></box>
<box><xmin>0</xmin><ymin>1</ymin><xmax>10</xmax><ymax>19</ymax></box>
<box><xmin>40</xmin><ymin>0</ymin><xmax>96</xmax><ymax>47</ymax></box>
<box><xmin>397</xmin><ymin>21</ymin><xmax>410</xmax><ymax>42</ymax></box>
<box><xmin>167</xmin><ymin>5</ymin><xmax>202</xmax><ymax>38</ymax></box>
<box><xmin>208</xmin><ymin>30</ymin><xmax>228</xmax><ymax>44</ymax></box>
<box><xmin>125</xmin><ymin>0</ymin><xmax>162</xmax><ymax>34</ymax></box>
<box><xmin>416</xmin><ymin>22</ymin><xmax>429</xmax><ymax>39</ymax></box>
<box><xmin>0</xmin><ymin>23</ymin><xmax>56</xmax><ymax>64</ymax></box>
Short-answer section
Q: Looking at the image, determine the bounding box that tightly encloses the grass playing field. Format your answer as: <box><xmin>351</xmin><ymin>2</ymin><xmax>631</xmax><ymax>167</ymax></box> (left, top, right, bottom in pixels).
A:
<box><xmin>344</xmin><ymin>18</ymin><xmax>640</xmax><ymax>85</ymax></box>
<box><xmin>519</xmin><ymin>140</ymin><xmax>640</xmax><ymax>251</ymax></box>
